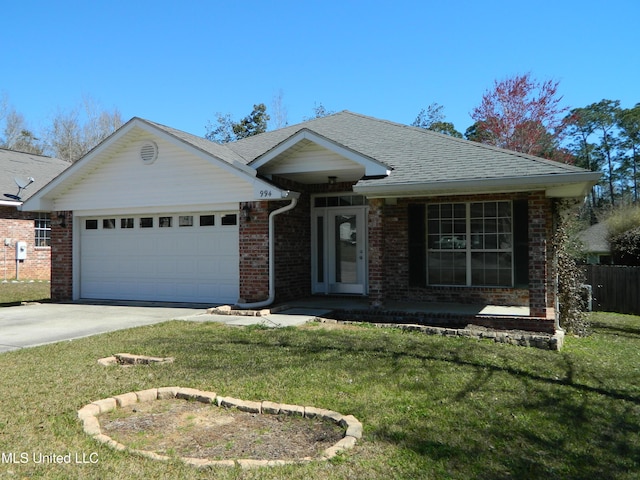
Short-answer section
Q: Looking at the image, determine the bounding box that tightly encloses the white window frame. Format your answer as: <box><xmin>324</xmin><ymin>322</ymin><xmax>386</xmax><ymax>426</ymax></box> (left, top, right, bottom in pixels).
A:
<box><xmin>427</xmin><ymin>201</ymin><xmax>513</xmax><ymax>287</ymax></box>
<box><xmin>34</xmin><ymin>213</ymin><xmax>51</xmax><ymax>247</ymax></box>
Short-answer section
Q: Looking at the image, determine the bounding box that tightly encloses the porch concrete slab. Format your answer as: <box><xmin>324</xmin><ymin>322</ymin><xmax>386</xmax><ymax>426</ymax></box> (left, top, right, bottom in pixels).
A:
<box><xmin>385</xmin><ymin>301</ymin><xmax>530</xmax><ymax>317</ymax></box>
<box><xmin>203</xmin><ymin>308</ymin><xmax>331</xmax><ymax>328</ymax></box>
<box><xmin>281</xmin><ymin>297</ymin><xmax>530</xmax><ymax>317</ymax></box>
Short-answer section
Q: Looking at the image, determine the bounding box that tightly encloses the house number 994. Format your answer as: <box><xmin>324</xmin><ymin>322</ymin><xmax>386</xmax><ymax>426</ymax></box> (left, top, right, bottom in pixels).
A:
<box><xmin>259</xmin><ymin>190</ymin><xmax>273</xmax><ymax>198</ymax></box>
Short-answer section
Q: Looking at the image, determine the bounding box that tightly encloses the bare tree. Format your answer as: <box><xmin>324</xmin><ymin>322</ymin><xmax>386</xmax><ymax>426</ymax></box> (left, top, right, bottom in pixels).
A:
<box><xmin>270</xmin><ymin>89</ymin><xmax>288</xmax><ymax>129</ymax></box>
<box><xmin>1</xmin><ymin>107</ymin><xmax>44</xmax><ymax>154</ymax></box>
<box><xmin>46</xmin><ymin>95</ymin><xmax>123</xmax><ymax>162</ymax></box>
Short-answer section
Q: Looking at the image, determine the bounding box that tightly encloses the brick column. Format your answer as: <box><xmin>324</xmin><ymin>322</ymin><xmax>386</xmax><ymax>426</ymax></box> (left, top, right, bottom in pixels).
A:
<box><xmin>51</xmin><ymin>211</ymin><xmax>73</xmax><ymax>302</ymax></box>
<box><xmin>528</xmin><ymin>194</ymin><xmax>554</xmax><ymax>318</ymax></box>
<box><xmin>238</xmin><ymin>201</ymin><xmax>270</xmax><ymax>303</ymax></box>
<box><xmin>368</xmin><ymin>198</ymin><xmax>385</xmax><ymax>307</ymax></box>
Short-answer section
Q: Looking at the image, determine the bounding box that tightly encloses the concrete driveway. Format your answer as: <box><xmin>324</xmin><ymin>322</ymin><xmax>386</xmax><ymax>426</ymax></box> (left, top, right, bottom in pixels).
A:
<box><xmin>0</xmin><ymin>302</ymin><xmax>325</xmax><ymax>353</ymax></box>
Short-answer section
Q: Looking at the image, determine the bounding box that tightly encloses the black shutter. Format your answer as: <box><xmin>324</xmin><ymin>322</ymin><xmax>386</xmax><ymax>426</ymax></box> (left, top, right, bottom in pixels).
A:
<box><xmin>408</xmin><ymin>204</ymin><xmax>426</xmax><ymax>286</ymax></box>
<box><xmin>513</xmin><ymin>200</ymin><xmax>529</xmax><ymax>287</ymax></box>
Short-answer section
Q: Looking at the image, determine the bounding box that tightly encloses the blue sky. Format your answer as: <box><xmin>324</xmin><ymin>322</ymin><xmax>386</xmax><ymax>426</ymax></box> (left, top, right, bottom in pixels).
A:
<box><xmin>2</xmin><ymin>0</ymin><xmax>638</xmax><ymax>138</ymax></box>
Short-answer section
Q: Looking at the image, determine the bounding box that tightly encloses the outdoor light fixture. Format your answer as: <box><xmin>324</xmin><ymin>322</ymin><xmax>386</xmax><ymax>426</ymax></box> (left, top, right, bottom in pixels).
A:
<box><xmin>328</xmin><ymin>176</ymin><xmax>337</xmax><ymax>185</ymax></box>
<box><xmin>242</xmin><ymin>204</ymin><xmax>252</xmax><ymax>221</ymax></box>
<box><xmin>57</xmin><ymin>213</ymin><xmax>67</xmax><ymax>228</ymax></box>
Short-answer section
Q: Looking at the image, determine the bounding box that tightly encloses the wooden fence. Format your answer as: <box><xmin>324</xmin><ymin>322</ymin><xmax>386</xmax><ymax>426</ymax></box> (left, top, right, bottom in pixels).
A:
<box><xmin>584</xmin><ymin>265</ymin><xmax>640</xmax><ymax>315</ymax></box>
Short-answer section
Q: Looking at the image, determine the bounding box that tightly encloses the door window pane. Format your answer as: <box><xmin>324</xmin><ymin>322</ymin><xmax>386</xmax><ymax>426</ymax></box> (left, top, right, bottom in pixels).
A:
<box><xmin>199</xmin><ymin>215</ymin><xmax>215</xmax><ymax>226</ymax></box>
<box><xmin>221</xmin><ymin>214</ymin><xmax>237</xmax><ymax>226</ymax></box>
<box><xmin>316</xmin><ymin>216</ymin><xmax>324</xmax><ymax>283</ymax></box>
<box><xmin>140</xmin><ymin>217</ymin><xmax>153</xmax><ymax>228</ymax></box>
<box><xmin>335</xmin><ymin>214</ymin><xmax>357</xmax><ymax>283</ymax></box>
<box><xmin>179</xmin><ymin>216</ymin><xmax>193</xmax><ymax>227</ymax></box>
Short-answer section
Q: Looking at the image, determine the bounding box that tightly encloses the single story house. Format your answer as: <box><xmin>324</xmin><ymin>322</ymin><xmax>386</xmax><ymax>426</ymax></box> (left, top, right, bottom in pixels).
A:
<box><xmin>1</xmin><ymin>149</ymin><xmax>69</xmax><ymax>281</ymax></box>
<box><xmin>578</xmin><ymin>222</ymin><xmax>612</xmax><ymax>264</ymax></box>
<box><xmin>22</xmin><ymin>111</ymin><xmax>600</xmax><ymax>333</ymax></box>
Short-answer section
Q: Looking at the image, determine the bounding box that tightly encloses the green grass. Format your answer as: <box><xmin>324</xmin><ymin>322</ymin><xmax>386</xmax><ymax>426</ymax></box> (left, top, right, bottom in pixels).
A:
<box><xmin>0</xmin><ymin>312</ymin><xmax>637</xmax><ymax>479</ymax></box>
<box><xmin>0</xmin><ymin>280</ymin><xmax>50</xmax><ymax>306</ymax></box>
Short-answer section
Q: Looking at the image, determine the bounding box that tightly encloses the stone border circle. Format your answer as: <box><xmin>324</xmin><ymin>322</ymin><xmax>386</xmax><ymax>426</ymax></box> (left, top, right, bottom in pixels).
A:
<box><xmin>78</xmin><ymin>386</ymin><xmax>362</xmax><ymax>469</ymax></box>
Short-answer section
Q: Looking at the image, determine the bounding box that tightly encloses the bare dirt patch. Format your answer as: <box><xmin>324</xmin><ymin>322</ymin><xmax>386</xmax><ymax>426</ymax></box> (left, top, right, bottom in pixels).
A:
<box><xmin>99</xmin><ymin>399</ymin><xmax>345</xmax><ymax>461</ymax></box>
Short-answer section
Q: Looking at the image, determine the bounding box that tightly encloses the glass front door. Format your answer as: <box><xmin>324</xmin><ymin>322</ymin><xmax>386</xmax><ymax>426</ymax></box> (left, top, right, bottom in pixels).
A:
<box><xmin>313</xmin><ymin>206</ymin><xmax>367</xmax><ymax>294</ymax></box>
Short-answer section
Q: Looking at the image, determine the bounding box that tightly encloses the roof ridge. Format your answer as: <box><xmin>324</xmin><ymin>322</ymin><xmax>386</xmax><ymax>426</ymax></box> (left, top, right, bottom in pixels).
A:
<box><xmin>0</xmin><ymin>147</ymin><xmax>56</xmax><ymax>159</ymax></box>
<box><xmin>340</xmin><ymin>111</ymin><xmax>584</xmax><ymax>172</ymax></box>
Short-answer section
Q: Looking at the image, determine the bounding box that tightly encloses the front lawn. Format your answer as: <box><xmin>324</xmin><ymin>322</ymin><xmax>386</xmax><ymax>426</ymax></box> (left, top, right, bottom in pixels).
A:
<box><xmin>0</xmin><ymin>312</ymin><xmax>638</xmax><ymax>479</ymax></box>
<box><xmin>0</xmin><ymin>280</ymin><xmax>50</xmax><ymax>306</ymax></box>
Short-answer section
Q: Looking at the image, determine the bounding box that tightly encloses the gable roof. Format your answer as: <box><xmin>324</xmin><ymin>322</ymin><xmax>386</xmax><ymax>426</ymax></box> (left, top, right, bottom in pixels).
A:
<box><xmin>20</xmin><ymin>118</ymin><xmax>291</xmax><ymax>212</ymax></box>
<box><xmin>229</xmin><ymin>111</ymin><xmax>600</xmax><ymax>198</ymax></box>
<box><xmin>20</xmin><ymin>111</ymin><xmax>601</xmax><ymax>212</ymax></box>
<box><xmin>141</xmin><ymin>118</ymin><xmax>250</xmax><ymax>167</ymax></box>
<box><xmin>578</xmin><ymin>222</ymin><xmax>611</xmax><ymax>254</ymax></box>
<box><xmin>0</xmin><ymin>149</ymin><xmax>69</xmax><ymax>206</ymax></box>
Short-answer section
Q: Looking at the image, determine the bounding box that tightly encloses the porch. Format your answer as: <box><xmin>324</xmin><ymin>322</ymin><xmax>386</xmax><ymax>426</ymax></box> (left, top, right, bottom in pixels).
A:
<box><xmin>282</xmin><ymin>296</ymin><xmax>528</xmax><ymax>316</ymax></box>
<box><xmin>276</xmin><ymin>296</ymin><xmax>554</xmax><ymax>334</ymax></box>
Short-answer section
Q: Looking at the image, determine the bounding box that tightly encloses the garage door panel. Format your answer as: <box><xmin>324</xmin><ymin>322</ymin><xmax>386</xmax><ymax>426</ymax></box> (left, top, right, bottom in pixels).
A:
<box><xmin>80</xmin><ymin>213</ymin><xmax>239</xmax><ymax>304</ymax></box>
<box><xmin>216</xmin><ymin>257</ymin><xmax>238</xmax><ymax>276</ymax></box>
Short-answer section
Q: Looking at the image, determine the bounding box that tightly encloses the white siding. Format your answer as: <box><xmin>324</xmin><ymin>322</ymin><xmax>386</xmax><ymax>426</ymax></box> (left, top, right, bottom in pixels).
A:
<box><xmin>261</xmin><ymin>142</ymin><xmax>365</xmax><ymax>176</ymax></box>
<box><xmin>53</xmin><ymin>135</ymin><xmax>253</xmax><ymax>212</ymax></box>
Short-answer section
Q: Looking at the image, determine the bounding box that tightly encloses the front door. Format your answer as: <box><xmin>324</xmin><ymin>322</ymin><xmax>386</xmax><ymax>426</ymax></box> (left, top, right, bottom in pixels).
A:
<box><xmin>312</xmin><ymin>204</ymin><xmax>367</xmax><ymax>294</ymax></box>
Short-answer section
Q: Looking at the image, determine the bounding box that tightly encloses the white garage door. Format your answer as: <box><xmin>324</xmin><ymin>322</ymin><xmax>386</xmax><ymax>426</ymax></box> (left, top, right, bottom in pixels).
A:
<box><xmin>79</xmin><ymin>212</ymin><xmax>239</xmax><ymax>304</ymax></box>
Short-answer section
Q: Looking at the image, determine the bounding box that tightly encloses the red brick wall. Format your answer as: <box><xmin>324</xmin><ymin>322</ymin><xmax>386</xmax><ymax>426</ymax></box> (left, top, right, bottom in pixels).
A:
<box><xmin>0</xmin><ymin>206</ymin><xmax>51</xmax><ymax>280</ymax></box>
<box><xmin>527</xmin><ymin>192</ymin><xmax>556</xmax><ymax>317</ymax></box>
<box><xmin>372</xmin><ymin>192</ymin><xmax>556</xmax><ymax>317</ymax></box>
<box><xmin>367</xmin><ymin>198</ymin><xmax>385</xmax><ymax>307</ymax></box>
<box><xmin>50</xmin><ymin>211</ymin><xmax>73</xmax><ymax>302</ymax></box>
<box><xmin>238</xmin><ymin>201</ymin><xmax>270</xmax><ymax>303</ymax></box>
<box><xmin>272</xmin><ymin>179</ymin><xmax>360</xmax><ymax>303</ymax></box>
<box><xmin>273</xmin><ymin>192</ymin><xmax>311</xmax><ymax>303</ymax></box>
<box><xmin>238</xmin><ymin>178</ymin><xmax>359</xmax><ymax>304</ymax></box>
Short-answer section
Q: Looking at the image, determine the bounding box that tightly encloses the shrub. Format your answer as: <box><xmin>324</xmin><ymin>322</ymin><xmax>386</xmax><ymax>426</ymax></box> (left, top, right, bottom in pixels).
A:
<box><xmin>607</xmin><ymin>205</ymin><xmax>640</xmax><ymax>265</ymax></box>
<box><xmin>606</xmin><ymin>205</ymin><xmax>640</xmax><ymax>237</ymax></box>
<box><xmin>555</xmin><ymin>201</ymin><xmax>590</xmax><ymax>336</ymax></box>
<box><xmin>610</xmin><ymin>226</ymin><xmax>640</xmax><ymax>266</ymax></box>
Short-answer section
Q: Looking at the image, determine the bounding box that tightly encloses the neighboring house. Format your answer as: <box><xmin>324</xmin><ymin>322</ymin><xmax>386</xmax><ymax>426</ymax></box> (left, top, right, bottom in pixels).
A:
<box><xmin>22</xmin><ymin>112</ymin><xmax>599</xmax><ymax>333</ymax></box>
<box><xmin>578</xmin><ymin>222</ymin><xmax>612</xmax><ymax>265</ymax></box>
<box><xmin>0</xmin><ymin>149</ymin><xmax>69</xmax><ymax>281</ymax></box>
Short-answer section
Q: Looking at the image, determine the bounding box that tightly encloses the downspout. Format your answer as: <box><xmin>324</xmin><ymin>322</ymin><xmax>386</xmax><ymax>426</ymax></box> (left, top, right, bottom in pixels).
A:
<box><xmin>236</xmin><ymin>192</ymin><xmax>300</xmax><ymax>309</ymax></box>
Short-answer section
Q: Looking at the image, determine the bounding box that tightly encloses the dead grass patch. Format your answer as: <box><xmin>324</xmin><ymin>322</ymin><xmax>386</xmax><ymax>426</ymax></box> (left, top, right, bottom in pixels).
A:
<box><xmin>99</xmin><ymin>399</ymin><xmax>344</xmax><ymax>461</ymax></box>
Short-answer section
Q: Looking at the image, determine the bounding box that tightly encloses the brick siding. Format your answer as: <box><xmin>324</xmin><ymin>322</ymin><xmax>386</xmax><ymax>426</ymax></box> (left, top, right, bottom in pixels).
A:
<box><xmin>238</xmin><ymin>178</ymin><xmax>358</xmax><ymax>304</ymax></box>
<box><xmin>238</xmin><ymin>201</ymin><xmax>270</xmax><ymax>303</ymax></box>
<box><xmin>0</xmin><ymin>206</ymin><xmax>51</xmax><ymax>280</ymax></box>
<box><xmin>370</xmin><ymin>192</ymin><xmax>556</xmax><ymax>320</ymax></box>
<box><xmin>49</xmin><ymin>184</ymin><xmax>558</xmax><ymax>328</ymax></box>
<box><xmin>50</xmin><ymin>211</ymin><xmax>73</xmax><ymax>301</ymax></box>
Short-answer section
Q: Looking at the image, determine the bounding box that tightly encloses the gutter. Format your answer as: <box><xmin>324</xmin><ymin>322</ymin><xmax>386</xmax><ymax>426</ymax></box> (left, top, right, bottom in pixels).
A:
<box><xmin>235</xmin><ymin>192</ymin><xmax>301</xmax><ymax>309</ymax></box>
<box><xmin>354</xmin><ymin>172</ymin><xmax>602</xmax><ymax>199</ymax></box>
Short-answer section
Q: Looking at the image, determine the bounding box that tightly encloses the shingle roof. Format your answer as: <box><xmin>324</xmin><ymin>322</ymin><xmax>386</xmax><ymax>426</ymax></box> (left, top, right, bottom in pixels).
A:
<box><xmin>140</xmin><ymin>118</ymin><xmax>249</xmax><ymax>166</ymax></box>
<box><xmin>578</xmin><ymin>223</ymin><xmax>610</xmax><ymax>253</ymax></box>
<box><xmin>227</xmin><ymin>110</ymin><xmax>591</xmax><ymax>187</ymax></box>
<box><xmin>0</xmin><ymin>149</ymin><xmax>69</xmax><ymax>203</ymax></box>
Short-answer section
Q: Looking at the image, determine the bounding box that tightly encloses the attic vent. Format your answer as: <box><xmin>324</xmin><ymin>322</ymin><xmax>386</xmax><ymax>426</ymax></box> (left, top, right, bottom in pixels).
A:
<box><xmin>140</xmin><ymin>141</ymin><xmax>158</xmax><ymax>164</ymax></box>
